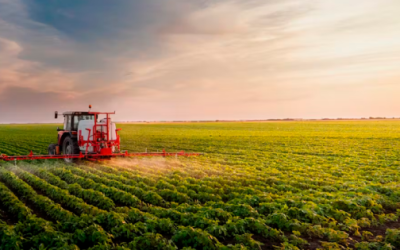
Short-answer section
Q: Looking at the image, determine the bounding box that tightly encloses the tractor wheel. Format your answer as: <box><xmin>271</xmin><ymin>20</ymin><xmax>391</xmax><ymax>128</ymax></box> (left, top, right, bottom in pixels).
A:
<box><xmin>62</xmin><ymin>137</ymin><xmax>80</xmax><ymax>163</ymax></box>
<box><xmin>48</xmin><ymin>143</ymin><xmax>58</xmax><ymax>155</ymax></box>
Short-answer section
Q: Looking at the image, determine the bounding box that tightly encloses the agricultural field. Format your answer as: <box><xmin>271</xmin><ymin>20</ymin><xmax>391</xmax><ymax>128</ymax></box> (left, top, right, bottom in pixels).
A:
<box><xmin>0</xmin><ymin>121</ymin><xmax>400</xmax><ymax>250</ymax></box>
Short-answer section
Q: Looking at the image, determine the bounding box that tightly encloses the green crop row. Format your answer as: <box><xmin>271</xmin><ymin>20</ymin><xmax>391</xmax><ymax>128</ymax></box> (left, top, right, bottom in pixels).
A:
<box><xmin>50</xmin><ymin>168</ymin><xmax>143</xmax><ymax>209</ymax></box>
<box><xmin>29</xmin><ymin>167</ymin><xmax>116</xmax><ymax>211</ymax></box>
<box><xmin>0</xmin><ymin>170</ymin><xmax>112</xmax><ymax>249</ymax></box>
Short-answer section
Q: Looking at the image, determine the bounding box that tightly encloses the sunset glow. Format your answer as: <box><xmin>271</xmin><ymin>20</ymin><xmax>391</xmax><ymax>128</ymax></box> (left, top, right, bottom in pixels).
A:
<box><xmin>0</xmin><ymin>0</ymin><xmax>399</xmax><ymax>122</ymax></box>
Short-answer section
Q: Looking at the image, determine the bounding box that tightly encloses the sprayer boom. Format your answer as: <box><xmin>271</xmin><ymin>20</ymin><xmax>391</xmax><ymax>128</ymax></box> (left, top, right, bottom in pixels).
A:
<box><xmin>0</xmin><ymin>150</ymin><xmax>202</xmax><ymax>162</ymax></box>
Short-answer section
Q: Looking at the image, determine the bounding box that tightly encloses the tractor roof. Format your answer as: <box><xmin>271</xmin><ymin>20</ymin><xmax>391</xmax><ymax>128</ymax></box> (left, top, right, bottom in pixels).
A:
<box><xmin>62</xmin><ymin>111</ymin><xmax>115</xmax><ymax>115</ymax></box>
<box><xmin>62</xmin><ymin>111</ymin><xmax>92</xmax><ymax>115</ymax></box>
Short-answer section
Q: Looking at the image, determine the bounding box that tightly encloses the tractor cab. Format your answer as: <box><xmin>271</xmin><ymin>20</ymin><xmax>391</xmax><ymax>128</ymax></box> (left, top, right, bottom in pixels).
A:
<box><xmin>58</xmin><ymin>111</ymin><xmax>96</xmax><ymax>131</ymax></box>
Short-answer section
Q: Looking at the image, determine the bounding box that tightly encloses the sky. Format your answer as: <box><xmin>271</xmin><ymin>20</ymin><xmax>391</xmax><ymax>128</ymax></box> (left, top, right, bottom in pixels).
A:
<box><xmin>0</xmin><ymin>0</ymin><xmax>399</xmax><ymax>123</ymax></box>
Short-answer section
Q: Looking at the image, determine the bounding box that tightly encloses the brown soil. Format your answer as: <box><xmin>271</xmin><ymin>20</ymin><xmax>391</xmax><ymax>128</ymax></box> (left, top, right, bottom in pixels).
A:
<box><xmin>253</xmin><ymin>234</ymin><xmax>283</xmax><ymax>249</ymax></box>
<box><xmin>0</xmin><ymin>209</ymin><xmax>19</xmax><ymax>225</ymax></box>
<box><xmin>306</xmin><ymin>237</ymin><xmax>324</xmax><ymax>250</ymax></box>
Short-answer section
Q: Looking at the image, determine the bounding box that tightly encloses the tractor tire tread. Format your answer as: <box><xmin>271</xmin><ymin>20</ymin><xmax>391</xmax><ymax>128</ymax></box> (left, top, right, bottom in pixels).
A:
<box><xmin>62</xmin><ymin>137</ymin><xmax>80</xmax><ymax>163</ymax></box>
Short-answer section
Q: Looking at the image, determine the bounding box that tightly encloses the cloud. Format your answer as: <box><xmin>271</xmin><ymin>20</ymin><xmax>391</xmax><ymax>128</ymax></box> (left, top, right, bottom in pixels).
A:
<box><xmin>159</xmin><ymin>2</ymin><xmax>246</xmax><ymax>35</ymax></box>
<box><xmin>0</xmin><ymin>0</ymin><xmax>400</xmax><ymax>122</ymax></box>
<box><xmin>0</xmin><ymin>36</ymin><xmax>82</xmax><ymax>94</ymax></box>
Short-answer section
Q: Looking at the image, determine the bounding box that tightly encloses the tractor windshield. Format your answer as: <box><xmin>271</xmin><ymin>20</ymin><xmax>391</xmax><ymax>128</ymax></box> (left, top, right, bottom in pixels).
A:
<box><xmin>64</xmin><ymin>115</ymin><xmax>71</xmax><ymax>130</ymax></box>
<box><xmin>72</xmin><ymin>115</ymin><xmax>95</xmax><ymax>130</ymax></box>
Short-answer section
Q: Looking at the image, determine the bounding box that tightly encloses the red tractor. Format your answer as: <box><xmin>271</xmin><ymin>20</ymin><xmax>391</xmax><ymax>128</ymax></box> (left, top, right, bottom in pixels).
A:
<box><xmin>0</xmin><ymin>106</ymin><xmax>201</xmax><ymax>163</ymax></box>
<box><xmin>50</xmin><ymin>109</ymin><xmax>120</xmax><ymax>163</ymax></box>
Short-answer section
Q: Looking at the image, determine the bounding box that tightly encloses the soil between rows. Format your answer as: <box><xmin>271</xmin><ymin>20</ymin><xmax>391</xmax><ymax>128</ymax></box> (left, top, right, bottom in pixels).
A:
<box><xmin>0</xmin><ymin>208</ymin><xmax>19</xmax><ymax>225</ymax></box>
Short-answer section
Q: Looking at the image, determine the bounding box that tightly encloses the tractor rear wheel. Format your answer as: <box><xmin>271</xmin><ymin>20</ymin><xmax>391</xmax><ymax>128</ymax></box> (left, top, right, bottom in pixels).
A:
<box><xmin>62</xmin><ymin>137</ymin><xmax>80</xmax><ymax>163</ymax></box>
<box><xmin>48</xmin><ymin>144</ymin><xmax>58</xmax><ymax>155</ymax></box>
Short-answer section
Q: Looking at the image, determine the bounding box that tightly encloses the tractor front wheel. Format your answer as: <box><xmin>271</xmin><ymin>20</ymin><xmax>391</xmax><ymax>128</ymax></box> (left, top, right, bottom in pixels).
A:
<box><xmin>48</xmin><ymin>144</ymin><xmax>58</xmax><ymax>155</ymax></box>
<box><xmin>62</xmin><ymin>137</ymin><xmax>80</xmax><ymax>163</ymax></box>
